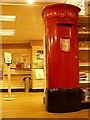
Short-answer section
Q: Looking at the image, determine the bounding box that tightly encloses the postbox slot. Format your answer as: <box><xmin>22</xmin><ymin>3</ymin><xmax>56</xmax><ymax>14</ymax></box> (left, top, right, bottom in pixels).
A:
<box><xmin>56</xmin><ymin>23</ymin><xmax>73</xmax><ymax>27</ymax></box>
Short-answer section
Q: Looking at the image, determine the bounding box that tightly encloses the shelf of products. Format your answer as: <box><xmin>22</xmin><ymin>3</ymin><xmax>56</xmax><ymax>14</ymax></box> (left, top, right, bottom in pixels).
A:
<box><xmin>78</xmin><ymin>16</ymin><xmax>90</xmax><ymax>91</ymax></box>
<box><xmin>80</xmin><ymin>81</ymin><xmax>90</xmax><ymax>84</ymax></box>
<box><xmin>2</xmin><ymin>64</ymin><xmax>31</xmax><ymax>76</ymax></box>
<box><xmin>81</xmin><ymin>87</ymin><xmax>90</xmax><ymax>103</ymax></box>
<box><xmin>79</xmin><ymin>47</ymin><xmax>90</xmax><ymax>50</ymax></box>
<box><xmin>78</xmin><ymin>31</ymin><xmax>90</xmax><ymax>34</ymax></box>
<box><xmin>79</xmin><ymin>62</ymin><xmax>90</xmax><ymax>67</ymax></box>
<box><xmin>31</xmin><ymin>46</ymin><xmax>45</xmax><ymax>89</ymax></box>
<box><xmin>79</xmin><ymin>72</ymin><xmax>90</xmax><ymax>83</ymax></box>
<box><xmin>78</xmin><ymin>19</ymin><xmax>90</xmax><ymax>104</ymax></box>
<box><xmin>79</xmin><ymin>41</ymin><xmax>90</xmax><ymax>48</ymax></box>
<box><xmin>78</xmin><ymin>16</ymin><xmax>90</xmax><ymax>40</ymax></box>
<box><xmin>1</xmin><ymin>48</ymin><xmax>31</xmax><ymax>89</ymax></box>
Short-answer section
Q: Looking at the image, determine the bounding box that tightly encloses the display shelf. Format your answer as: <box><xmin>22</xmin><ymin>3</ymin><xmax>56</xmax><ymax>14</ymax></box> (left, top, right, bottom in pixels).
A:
<box><xmin>78</xmin><ymin>32</ymin><xmax>90</xmax><ymax>39</ymax></box>
<box><xmin>78</xmin><ymin>15</ymin><xmax>90</xmax><ymax>90</ymax></box>
<box><xmin>77</xmin><ymin>16</ymin><xmax>90</xmax><ymax>88</ymax></box>
<box><xmin>78</xmin><ymin>31</ymin><xmax>90</xmax><ymax>34</ymax></box>
<box><xmin>78</xmin><ymin>15</ymin><xmax>90</xmax><ymax>24</ymax></box>
<box><xmin>79</xmin><ymin>47</ymin><xmax>90</xmax><ymax>50</ymax></box>
<box><xmin>10</xmin><ymin>68</ymin><xmax>31</xmax><ymax>70</ymax></box>
<box><xmin>79</xmin><ymin>72</ymin><xmax>90</xmax><ymax>83</ymax></box>
<box><xmin>79</xmin><ymin>62</ymin><xmax>90</xmax><ymax>67</ymax></box>
<box><xmin>78</xmin><ymin>15</ymin><xmax>90</xmax><ymax>40</ymax></box>
<box><xmin>80</xmin><ymin>80</ymin><xmax>90</xmax><ymax>84</ymax></box>
<box><xmin>3</xmin><ymin>73</ymin><xmax>31</xmax><ymax>76</ymax></box>
<box><xmin>82</xmin><ymin>100</ymin><xmax>90</xmax><ymax>103</ymax></box>
<box><xmin>3</xmin><ymin>69</ymin><xmax>31</xmax><ymax>75</ymax></box>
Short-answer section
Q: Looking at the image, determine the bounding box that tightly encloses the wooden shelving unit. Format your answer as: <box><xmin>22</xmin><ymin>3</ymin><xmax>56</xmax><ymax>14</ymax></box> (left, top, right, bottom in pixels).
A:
<box><xmin>79</xmin><ymin>47</ymin><xmax>90</xmax><ymax>50</ymax></box>
<box><xmin>79</xmin><ymin>62</ymin><xmax>90</xmax><ymax>67</ymax></box>
<box><xmin>80</xmin><ymin>81</ymin><xmax>90</xmax><ymax>84</ymax></box>
<box><xmin>78</xmin><ymin>31</ymin><xmax>90</xmax><ymax>34</ymax></box>
<box><xmin>78</xmin><ymin>16</ymin><xmax>90</xmax><ymax>106</ymax></box>
<box><xmin>31</xmin><ymin>44</ymin><xmax>45</xmax><ymax>90</ymax></box>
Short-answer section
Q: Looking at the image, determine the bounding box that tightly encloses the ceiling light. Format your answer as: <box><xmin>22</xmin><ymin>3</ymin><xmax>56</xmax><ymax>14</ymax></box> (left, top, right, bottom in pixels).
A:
<box><xmin>0</xmin><ymin>15</ymin><xmax>16</xmax><ymax>22</ymax></box>
<box><xmin>27</xmin><ymin>0</ymin><xmax>34</xmax><ymax>4</ymax></box>
<box><xmin>0</xmin><ymin>29</ymin><xmax>15</xmax><ymax>36</ymax></box>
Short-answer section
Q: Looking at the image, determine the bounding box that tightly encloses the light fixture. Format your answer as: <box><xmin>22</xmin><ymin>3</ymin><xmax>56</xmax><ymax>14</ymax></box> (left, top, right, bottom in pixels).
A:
<box><xmin>0</xmin><ymin>29</ymin><xmax>15</xmax><ymax>36</ymax></box>
<box><xmin>0</xmin><ymin>15</ymin><xmax>16</xmax><ymax>22</ymax></box>
<box><xmin>27</xmin><ymin>0</ymin><xmax>34</xmax><ymax>4</ymax></box>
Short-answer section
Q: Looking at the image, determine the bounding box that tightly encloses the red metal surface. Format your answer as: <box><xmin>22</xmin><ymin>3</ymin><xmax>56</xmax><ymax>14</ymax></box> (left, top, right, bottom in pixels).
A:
<box><xmin>42</xmin><ymin>4</ymin><xmax>80</xmax><ymax>88</ymax></box>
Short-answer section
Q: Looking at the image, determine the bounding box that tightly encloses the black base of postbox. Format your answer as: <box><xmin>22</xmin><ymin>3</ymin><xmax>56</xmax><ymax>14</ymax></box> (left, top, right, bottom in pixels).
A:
<box><xmin>45</xmin><ymin>88</ymin><xmax>82</xmax><ymax>113</ymax></box>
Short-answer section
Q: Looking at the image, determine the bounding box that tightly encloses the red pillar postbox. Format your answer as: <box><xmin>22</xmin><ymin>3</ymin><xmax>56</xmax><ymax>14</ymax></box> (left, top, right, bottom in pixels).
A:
<box><xmin>42</xmin><ymin>4</ymin><xmax>82</xmax><ymax>113</ymax></box>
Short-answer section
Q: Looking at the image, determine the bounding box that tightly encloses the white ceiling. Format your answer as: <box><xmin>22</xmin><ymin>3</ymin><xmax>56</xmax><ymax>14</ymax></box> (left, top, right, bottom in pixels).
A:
<box><xmin>0</xmin><ymin>0</ymin><xmax>89</xmax><ymax>44</ymax></box>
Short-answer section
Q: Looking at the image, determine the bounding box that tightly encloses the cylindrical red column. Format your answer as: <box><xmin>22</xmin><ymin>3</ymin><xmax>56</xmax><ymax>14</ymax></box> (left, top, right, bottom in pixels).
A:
<box><xmin>42</xmin><ymin>4</ymin><xmax>82</xmax><ymax>113</ymax></box>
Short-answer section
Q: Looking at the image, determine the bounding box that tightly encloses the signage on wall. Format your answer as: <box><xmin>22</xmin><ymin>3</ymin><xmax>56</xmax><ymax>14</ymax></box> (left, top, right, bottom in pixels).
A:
<box><xmin>35</xmin><ymin>69</ymin><xmax>44</xmax><ymax>79</ymax></box>
<box><xmin>4</xmin><ymin>52</ymin><xmax>12</xmax><ymax>64</ymax></box>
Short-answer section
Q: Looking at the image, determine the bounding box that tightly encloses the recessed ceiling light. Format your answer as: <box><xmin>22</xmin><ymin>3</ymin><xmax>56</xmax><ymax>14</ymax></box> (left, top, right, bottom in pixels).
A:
<box><xmin>27</xmin><ymin>0</ymin><xmax>34</xmax><ymax>4</ymax></box>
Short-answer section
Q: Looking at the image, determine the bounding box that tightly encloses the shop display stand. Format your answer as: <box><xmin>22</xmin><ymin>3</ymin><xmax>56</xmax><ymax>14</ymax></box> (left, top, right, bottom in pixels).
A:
<box><xmin>4</xmin><ymin>64</ymin><xmax>15</xmax><ymax>101</ymax></box>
